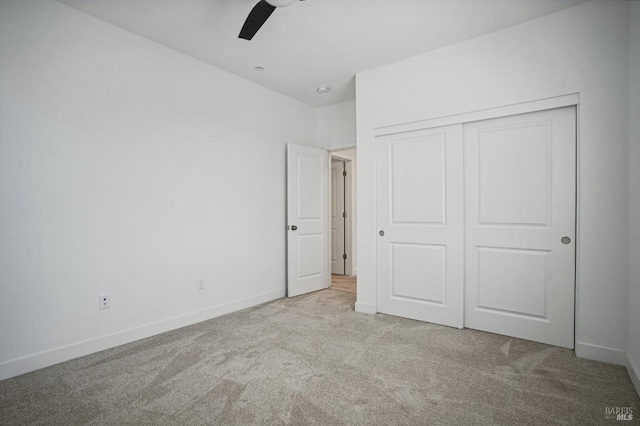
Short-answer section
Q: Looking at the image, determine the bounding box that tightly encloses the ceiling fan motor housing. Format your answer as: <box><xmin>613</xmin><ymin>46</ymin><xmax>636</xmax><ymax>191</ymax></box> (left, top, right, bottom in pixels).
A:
<box><xmin>265</xmin><ymin>0</ymin><xmax>296</xmax><ymax>7</ymax></box>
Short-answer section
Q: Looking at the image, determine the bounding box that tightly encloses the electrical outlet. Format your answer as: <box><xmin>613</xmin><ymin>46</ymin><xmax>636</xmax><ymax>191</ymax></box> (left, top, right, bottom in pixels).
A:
<box><xmin>99</xmin><ymin>294</ymin><xmax>110</xmax><ymax>310</ymax></box>
<box><xmin>198</xmin><ymin>278</ymin><xmax>204</xmax><ymax>290</ymax></box>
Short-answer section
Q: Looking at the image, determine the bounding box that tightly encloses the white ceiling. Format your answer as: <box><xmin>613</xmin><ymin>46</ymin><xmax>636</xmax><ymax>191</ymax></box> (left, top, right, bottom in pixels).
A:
<box><xmin>55</xmin><ymin>0</ymin><xmax>588</xmax><ymax>108</ymax></box>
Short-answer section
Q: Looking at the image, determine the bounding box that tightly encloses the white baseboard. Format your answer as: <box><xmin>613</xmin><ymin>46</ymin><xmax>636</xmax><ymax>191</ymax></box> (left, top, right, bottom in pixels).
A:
<box><xmin>0</xmin><ymin>288</ymin><xmax>284</xmax><ymax>381</ymax></box>
<box><xmin>626</xmin><ymin>353</ymin><xmax>640</xmax><ymax>398</ymax></box>
<box><xmin>355</xmin><ymin>301</ymin><xmax>376</xmax><ymax>315</ymax></box>
<box><xmin>560</xmin><ymin>343</ymin><xmax>640</xmax><ymax>397</ymax></box>
<box><xmin>575</xmin><ymin>342</ymin><xmax>628</xmax><ymax>366</ymax></box>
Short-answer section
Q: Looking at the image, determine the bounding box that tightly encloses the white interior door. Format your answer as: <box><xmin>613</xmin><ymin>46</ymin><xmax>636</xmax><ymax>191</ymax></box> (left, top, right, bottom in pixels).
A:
<box><xmin>331</xmin><ymin>161</ymin><xmax>346</xmax><ymax>275</ymax></box>
<box><xmin>464</xmin><ymin>107</ymin><xmax>576</xmax><ymax>348</ymax></box>
<box><xmin>376</xmin><ymin>125</ymin><xmax>464</xmax><ymax>328</ymax></box>
<box><xmin>287</xmin><ymin>143</ymin><xmax>330</xmax><ymax>297</ymax></box>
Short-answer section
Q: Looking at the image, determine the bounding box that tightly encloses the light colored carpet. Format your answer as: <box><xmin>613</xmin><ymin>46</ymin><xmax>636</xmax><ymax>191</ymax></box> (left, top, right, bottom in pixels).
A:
<box><xmin>1</xmin><ymin>275</ymin><xmax>638</xmax><ymax>425</ymax></box>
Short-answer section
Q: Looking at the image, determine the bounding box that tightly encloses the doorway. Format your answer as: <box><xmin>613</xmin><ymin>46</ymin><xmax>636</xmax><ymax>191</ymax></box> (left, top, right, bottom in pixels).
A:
<box><xmin>286</xmin><ymin>145</ymin><xmax>357</xmax><ymax>298</ymax></box>
<box><xmin>331</xmin><ymin>159</ymin><xmax>347</xmax><ymax>275</ymax></box>
<box><xmin>330</xmin><ymin>149</ymin><xmax>356</xmax><ymax>278</ymax></box>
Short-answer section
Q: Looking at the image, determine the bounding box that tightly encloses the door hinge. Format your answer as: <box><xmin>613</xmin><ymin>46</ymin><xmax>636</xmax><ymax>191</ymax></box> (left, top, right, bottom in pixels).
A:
<box><xmin>342</xmin><ymin>211</ymin><xmax>347</xmax><ymax>218</ymax></box>
<box><xmin>343</xmin><ymin>253</ymin><xmax>347</xmax><ymax>260</ymax></box>
<box><xmin>343</xmin><ymin>170</ymin><xmax>347</xmax><ymax>177</ymax></box>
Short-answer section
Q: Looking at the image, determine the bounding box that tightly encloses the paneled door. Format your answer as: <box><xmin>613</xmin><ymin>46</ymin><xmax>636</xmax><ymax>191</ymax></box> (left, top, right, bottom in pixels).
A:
<box><xmin>376</xmin><ymin>125</ymin><xmax>464</xmax><ymax>328</ymax></box>
<box><xmin>463</xmin><ymin>107</ymin><xmax>576</xmax><ymax>348</ymax></box>
<box><xmin>331</xmin><ymin>161</ymin><xmax>346</xmax><ymax>275</ymax></box>
<box><xmin>287</xmin><ymin>144</ymin><xmax>330</xmax><ymax>297</ymax></box>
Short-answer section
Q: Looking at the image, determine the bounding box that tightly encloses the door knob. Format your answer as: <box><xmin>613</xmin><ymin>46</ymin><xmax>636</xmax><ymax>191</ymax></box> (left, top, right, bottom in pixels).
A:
<box><xmin>291</xmin><ymin>225</ymin><xmax>297</xmax><ymax>231</ymax></box>
<box><xmin>561</xmin><ymin>236</ymin><xmax>571</xmax><ymax>244</ymax></box>
<box><xmin>379</xmin><ymin>230</ymin><xmax>385</xmax><ymax>236</ymax></box>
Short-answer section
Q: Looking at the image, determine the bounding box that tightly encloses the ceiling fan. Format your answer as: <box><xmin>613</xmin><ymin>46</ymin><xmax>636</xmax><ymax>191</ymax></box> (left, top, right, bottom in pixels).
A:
<box><xmin>239</xmin><ymin>0</ymin><xmax>305</xmax><ymax>41</ymax></box>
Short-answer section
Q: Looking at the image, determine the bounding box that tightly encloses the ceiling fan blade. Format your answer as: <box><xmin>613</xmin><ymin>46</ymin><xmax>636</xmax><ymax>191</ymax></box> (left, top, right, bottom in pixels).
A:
<box><xmin>239</xmin><ymin>0</ymin><xmax>276</xmax><ymax>40</ymax></box>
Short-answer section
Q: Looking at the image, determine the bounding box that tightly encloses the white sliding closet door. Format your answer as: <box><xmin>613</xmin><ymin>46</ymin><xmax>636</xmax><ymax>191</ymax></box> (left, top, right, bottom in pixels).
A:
<box><xmin>374</xmin><ymin>106</ymin><xmax>576</xmax><ymax>348</ymax></box>
<box><xmin>463</xmin><ymin>107</ymin><xmax>576</xmax><ymax>348</ymax></box>
<box><xmin>376</xmin><ymin>125</ymin><xmax>464</xmax><ymax>328</ymax></box>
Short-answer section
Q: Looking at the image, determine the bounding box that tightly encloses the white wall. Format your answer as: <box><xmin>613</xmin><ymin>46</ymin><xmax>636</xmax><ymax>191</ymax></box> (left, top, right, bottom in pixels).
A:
<box><xmin>317</xmin><ymin>100</ymin><xmax>356</xmax><ymax>150</ymax></box>
<box><xmin>627</xmin><ymin>1</ymin><xmax>640</xmax><ymax>395</ymax></box>
<box><xmin>0</xmin><ymin>0</ymin><xmax>316</xmax><ymax>380</ymax></box>
<box><xmin>356</xmin><ymin>1</ymin><xmax>631</xmax><ymax>364</ymax></box>
<box><xmin>331</xmin><ymin>149</ymin><xmax>357</xmax><ymax>276</ymax></box>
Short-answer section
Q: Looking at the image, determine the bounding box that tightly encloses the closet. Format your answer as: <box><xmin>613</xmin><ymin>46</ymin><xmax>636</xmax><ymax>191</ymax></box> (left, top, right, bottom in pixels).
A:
<box><xmin>376</xmin><ymin>106</ymin><xmax>576</xmax><ymax>348</ymax></box>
